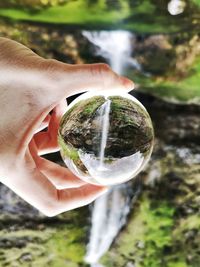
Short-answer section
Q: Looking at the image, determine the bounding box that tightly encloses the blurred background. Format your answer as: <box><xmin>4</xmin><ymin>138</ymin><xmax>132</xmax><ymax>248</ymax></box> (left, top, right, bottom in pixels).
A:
<box><xmin>0</xmin><ymin>0</ymin><xmax>200</xmax><ymax>266</ymax></box>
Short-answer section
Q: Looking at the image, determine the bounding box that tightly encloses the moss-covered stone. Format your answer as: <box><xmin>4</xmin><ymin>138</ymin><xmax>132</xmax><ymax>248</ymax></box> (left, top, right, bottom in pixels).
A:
<box><xmin>101</xmin><ymin>97</ymin><xmax>200</xmax><ymax>267</ymax></box>
<box><xmin>129</xmin><ymin>34</ymin><xmax>200</xmax><ymax>104</ymax></box>
<box><xmin>0</xmin><ymin>203</ymin><xmax>89</xmax><ymax>267</ymax></box>
<box><xmin>59</xmin><ymin>95</ymin><xmax>154</xmax><ymax>159</ymax></box>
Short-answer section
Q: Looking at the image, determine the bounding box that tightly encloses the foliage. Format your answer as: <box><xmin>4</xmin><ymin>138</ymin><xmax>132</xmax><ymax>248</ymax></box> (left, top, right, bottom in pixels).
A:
<box><xmin>130</xmin><ymin>57</ymin><xmax>200</xmax><ymax>104</ymax></box>
<box><xmin>102</xmin><ymin>197</ymin><xmax>175</xmax><ymax>267</ymax></box>
<box><xmin>102</xmin><ymin>143</ymin><xmax>200</xmax><ymax>267</ymax></box>
<box><xmin>0</xmin><ymin>0</ymin><xmax>68</xmax><ymax>9</ymax></box>
<box><xmin>0</xmin><ymin>0</ymin><xmax>200</xmax><ymax>34</ymax></box>
<box><xmin>0</xmin><ymin>209</ymin><xmax>89</xmax><ymax>267</ymax></box>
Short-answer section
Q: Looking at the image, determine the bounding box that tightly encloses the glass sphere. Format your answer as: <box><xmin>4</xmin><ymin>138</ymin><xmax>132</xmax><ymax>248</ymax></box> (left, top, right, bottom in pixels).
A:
<box><xmin>58</xmin><ymin>90</ymin><xmax>154</xmax><ymax>186</ymax></box>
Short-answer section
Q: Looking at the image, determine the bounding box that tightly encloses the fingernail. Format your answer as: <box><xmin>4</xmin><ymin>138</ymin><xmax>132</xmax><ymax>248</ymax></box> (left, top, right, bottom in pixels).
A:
<box><xmin>121</xmin><ymin>77</ymin><xmax>135</xmax><ymax>91</ymax></box>
<box><xmin>100</xmin><ymin>187</ymin><xmax>109</xmax><ymax>194</ymax></box>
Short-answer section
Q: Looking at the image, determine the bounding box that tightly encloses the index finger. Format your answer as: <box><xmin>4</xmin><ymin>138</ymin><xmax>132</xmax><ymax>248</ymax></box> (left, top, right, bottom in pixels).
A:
<box><xmin>43</xmin><ymin>62</ymin><xmax>134</xmax><ymax>101</ymax></box>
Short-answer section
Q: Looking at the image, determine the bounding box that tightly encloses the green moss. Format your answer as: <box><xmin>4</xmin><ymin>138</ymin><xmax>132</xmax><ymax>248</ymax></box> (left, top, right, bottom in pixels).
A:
<box><xmin>174</xmin><ymin>215</ymin><xmax>200</xmax><ymax>238</ymax></box>
<box><xmin>46</xmin><ymin>225</ymin><xmax>86</xmax><ymax>266</ymax></box>
<box><xmin>102</xmin><ymin>144</ymin><xmax>200</xmax><ymax>267</ymax></box>
<box><xmin>102</xmin><ymin>196</ymin><xmax>175</xmax><ymax>267</ymax></box>
<box><xmin>193</xmin><ymin>0</ymin><xmax>200</xmax><ymax>7</ymax></box>
<box><xmin>0</xmin><ymin>228</ymin><xmax>57</xmax><ymax>266</ymax></box>
<box><xmin>128</xmin><ymin>56</ymin><xmax>200</xmax><ymax>104</ymax></box>
<box><xmin>81</xmin><ymin>96</ymin><xmax>105</xmax><ymax>116</ymax></box>
<box><xmin>109</xmin><ymin>96</ymin><xmax>141</xmax><ymax>126</ymax></box>
<box><xmin>0</xmin><ymin>208</ymin><xmax>89</xmax><ymax>267</ymax></box>
<box><xmin>110</xmin><ymin>95</ymin><xmax>143</xmax><ymax>112</ymax></box>
<box><xmin>167</xmin><ymin>262</ymin><xmax>187</xmax><ymax>267</ymax></box>
<box><xmin>0</xmin><ymin>0</ymin><xmax>130</xmax><ymax>26</ymax></box>
<box><xmin>61</xmin><ymin>96</ymin><xmax>105</xmax><ymax>125</ymax></box>
<box><xmin>58</xmin><ymin>134</ymin><xmax>79</xmax><ymax>161</ymax></box>
<box><xmin>0</xmin><ymin>0</ymin><xmax>198</xmax><ymax>34</ymax></box>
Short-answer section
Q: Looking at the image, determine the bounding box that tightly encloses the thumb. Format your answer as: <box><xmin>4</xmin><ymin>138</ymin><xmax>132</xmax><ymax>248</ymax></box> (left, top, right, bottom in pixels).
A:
<box><xmin>43</xmin><ymin>59</ymin><xmax>134</xmax><ymax>101</ymax></box>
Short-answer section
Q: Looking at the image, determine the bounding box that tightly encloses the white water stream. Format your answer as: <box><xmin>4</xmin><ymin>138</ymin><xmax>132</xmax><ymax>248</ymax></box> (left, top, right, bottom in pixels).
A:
<box><xmin>98</xmin><ymin>99</ymin><xmax>111</xmax><ymax>170</ymax></box>
<box><xmin>82</xmin><ymin>30</ymin><xmax>141</xmax><ymax>74</ymax></box>
<box><xmin>83</xmin><ymin>30</ymin><xmax>140</xmax><ymax>266</ymax></box>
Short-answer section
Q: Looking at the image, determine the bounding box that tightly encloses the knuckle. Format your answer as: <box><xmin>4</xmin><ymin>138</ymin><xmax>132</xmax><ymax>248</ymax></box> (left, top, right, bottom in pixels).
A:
<box><xmin>43</xmin><ymin>59</ymin><xmax>60</xmax><ymax>75</ymax></box>
<box><xmin>41</xmin><ymin>209</ymin><xmax>58</xmax><ymax>217</ymax></box>
<box><xmin>90</xmin><ymin>63</ymin><xmax>116</xmax><ymax>88</ymax></box>
<box><xmin>96</xmin><ymin>63</ymin><xmax>111</xmax><ymax>74</ymax></box>
<box><xmin>98</xmin><ymin>63</ymin><xmax>110</xmax><ymax>71</ymax></box>
<box><xmin>91</xmin><ymin>63</ymin><xmax>111</xmax><ymax>76</ymax></box>
<box><xmin>38</xmin><ymin>191</ymin><xmax>62</xmax><ymax>217</ymax></box>
<box><xmin>39</xmin><ymin>202</ymin><xmax>59</xmax><ymax>217</ymax></box>
<box><xmin>79</xmin><ymin>187</ymin><xmax>87</xmax><ymax>199</ymax></box>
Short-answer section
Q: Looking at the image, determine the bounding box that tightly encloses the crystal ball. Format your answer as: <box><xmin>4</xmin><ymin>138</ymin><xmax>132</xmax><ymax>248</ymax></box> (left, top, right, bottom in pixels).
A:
<box><xmin>58</xmin><ymin>90</ymin><xmax>154</xmax><ymax>186</ymax></box>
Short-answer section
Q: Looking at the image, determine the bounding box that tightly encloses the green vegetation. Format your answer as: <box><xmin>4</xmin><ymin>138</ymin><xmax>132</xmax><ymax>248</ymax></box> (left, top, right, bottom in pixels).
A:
<box><xmin>193</xmin><ymin>0</ymin><xmax>200</xmax><ymax>6</ymax></box>
<box><xmin>0</xmin><ymin>0</ymin><xmax>130</xmax><ymax>27</ymax></box>
<box><xmin>102</xmin><ymin>143</ymin><xmax>200</xmax><ymax>267</ymax></box>
<box><xmin>0</xmin><ymin>0</ymin><xmax>68</xmax><ymax>9</ymax></box>
<box><xmin>0</xmin><ymin>1</ymin><xmax>199</xmax><ymax>266</ymax></box>
<box><xmin>129</xmin><ymin>57</ymin><xmax>200</xmax><ymax>104</ymax></box>
<box><xmin>0</xmin><ymin>210</ymin><xmax>88</xmax><ymax>267</ymax></box>
<box><xmin>0</xmin><ymin>0</ymin><xmax>199</xmax><ymax>34</ymax></box>
<box><xmin>102</xmin><ymin>197</ymin><xmax>175</xmax><ymax>267</ymax></box>
<box><xmin>46</xmin><ymin>224</ymin><xmax>86</xmax><ymax>266</ymax></box>
<box><xmin>80</xmin><ymin>96</ymin><xmax>105</xmax><ymax>116</ymax></box>
<box><xmin>0</xmin><ymin>226</ymin><xmax>81</xmax><ymax>266</ymax></box>
<box><xmin>58</xmin><ymin>134</ymin><xmax>79</xmax><ymax>161</ymax></box>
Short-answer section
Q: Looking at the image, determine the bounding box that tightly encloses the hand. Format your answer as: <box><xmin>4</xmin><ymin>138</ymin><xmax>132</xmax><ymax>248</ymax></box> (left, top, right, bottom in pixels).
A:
<box><xmin>0</xmin><ymin>38</ymin><xmax>134</xmax><ymax>216</ymax></box>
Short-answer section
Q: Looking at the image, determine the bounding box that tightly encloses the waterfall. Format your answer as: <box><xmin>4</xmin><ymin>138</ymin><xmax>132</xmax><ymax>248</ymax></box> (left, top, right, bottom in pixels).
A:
<box><xmin>98</xmin><ymin>100</ymin><xmax>111</xmax><ymax>170</ymax></box>
<box><xmin>82</xmin><ymin>30</ymin><xmax>141</xmax><ymax>75</ymax></box>
<box><xmin>83</xmin><ymin>30</ymin><xmax>140</xmax><ymax>266</ymax></box>
<box><xmin>85</xmin><ymin>184</ymin><xmax>134</xmax><ymax>266</ymax></box>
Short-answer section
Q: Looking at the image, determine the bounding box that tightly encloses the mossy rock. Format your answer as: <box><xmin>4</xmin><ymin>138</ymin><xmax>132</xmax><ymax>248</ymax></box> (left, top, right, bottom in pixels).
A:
<box><xmin>59</xmin><ymin>95</ymin><xmax>154</xmax><ymax>159</ymax></box>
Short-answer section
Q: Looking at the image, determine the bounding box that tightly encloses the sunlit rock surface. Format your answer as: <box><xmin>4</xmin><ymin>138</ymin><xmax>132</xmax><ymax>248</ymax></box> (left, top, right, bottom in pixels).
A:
<box><xmin>58</xmin><ymin>92</ymin><xmax>154</xmax><ymax>186</ymax></box>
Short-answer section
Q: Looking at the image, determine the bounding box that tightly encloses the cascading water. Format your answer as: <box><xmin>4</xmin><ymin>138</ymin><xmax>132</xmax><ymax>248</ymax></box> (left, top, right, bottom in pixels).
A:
<box><xmin>98</xmin><ymin>99</ymin><xmax>111</xmax><ymax>170</ymax></box>
<box><xmin>83</xmin><ymin>30</ymin><xmax>141</xmax><ymax>266</ymax></box>
<box><xmin>82</xmin><ymin>30</ymin><xmax>141</xmax><ymax>74</ymax></box>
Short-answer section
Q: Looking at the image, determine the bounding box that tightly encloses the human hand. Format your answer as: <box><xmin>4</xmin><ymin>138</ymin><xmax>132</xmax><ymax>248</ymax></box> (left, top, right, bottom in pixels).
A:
<box><xmin>0</xmin><ymin>38</ymin><xmax>134</xmax><ymax>216</ymax></box>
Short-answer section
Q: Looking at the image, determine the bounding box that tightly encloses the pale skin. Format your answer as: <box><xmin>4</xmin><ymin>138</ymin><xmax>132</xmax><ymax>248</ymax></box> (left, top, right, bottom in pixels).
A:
<box><xmin>0</xmin><ymin>37</ymin><xmax>134</xmax><ymax>217</ymax></box>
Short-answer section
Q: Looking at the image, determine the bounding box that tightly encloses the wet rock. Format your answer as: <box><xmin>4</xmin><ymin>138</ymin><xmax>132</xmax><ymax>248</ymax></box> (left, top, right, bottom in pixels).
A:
<box><xmin>19</xmin><ymin>252</ymin><xmax>32</xmax><ymax>262</ymax></box>
<box><xmin>59</xmin><ymin>95</ymin><xmax>153</xmax><ymax>157</ymax></box>
<box><xmin>134</xmin><ymin>35</ymin><xmax>175</xmax><ymax>75</ymax></box>
<box><xmin>101</xmin><ymin>95</ymin><xmax>200</xmax><ymax>267</ymax></box>
<box><xmin>58</xmin><ymin>93</ymin><xmax>154</xmax><ymax>185</ymax></box>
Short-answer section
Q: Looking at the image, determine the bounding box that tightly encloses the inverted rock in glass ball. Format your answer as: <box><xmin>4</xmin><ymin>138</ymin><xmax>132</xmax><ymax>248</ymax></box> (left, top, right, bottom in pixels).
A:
<box><xmin>58</xmin><ymin>90</ymin><xmax>154</xmax><ymax>186</ymax></box>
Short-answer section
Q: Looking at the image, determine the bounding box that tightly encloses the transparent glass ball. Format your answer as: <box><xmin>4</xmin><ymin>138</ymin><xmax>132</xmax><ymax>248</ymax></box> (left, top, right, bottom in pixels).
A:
<box><xmin>58</xmin><ymin>90</ymin><xmax>154</xmax><ymax>186</ymax></box>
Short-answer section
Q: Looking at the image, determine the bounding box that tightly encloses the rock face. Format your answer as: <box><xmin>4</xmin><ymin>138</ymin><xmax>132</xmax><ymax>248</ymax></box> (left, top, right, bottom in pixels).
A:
<box><xmin>59</xmin><ymin>96</ymin><xmax>153</xmax><ymax>157</ymax></box>
<box><xmin>0</xmin><ymin>93</ymin><xmax>199</xmax><ymax>266</ymax></box>
<box><xmin>0</xmin><ymin>169</ymin><xmax>89</xmax><ymax>267</ymax></box>
<box><xmin>58</xmin><ymin>93</ymin><xmax>154</xmax><ymax>185</ymax></box>
<box><xmin>101</xmin><ymin>93</ymin><xmax>200</xmax><ymax>267</ymax></box>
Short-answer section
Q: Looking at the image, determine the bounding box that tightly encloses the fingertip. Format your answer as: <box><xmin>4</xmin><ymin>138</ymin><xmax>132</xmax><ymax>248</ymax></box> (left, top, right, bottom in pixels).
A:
<box><xmin>87</xmin><ymin>184</ymin><xmax>109</xmax><ymax>196</ymax></box>
<box><xmin>100</xmin><ymin>186</ymin><xmax>109</xmax><ymax>194</ymax></box>
<box><xmin>120</xmin><ymin>76</ymin><xmax>135</xmax><ymax>92</ymax></box>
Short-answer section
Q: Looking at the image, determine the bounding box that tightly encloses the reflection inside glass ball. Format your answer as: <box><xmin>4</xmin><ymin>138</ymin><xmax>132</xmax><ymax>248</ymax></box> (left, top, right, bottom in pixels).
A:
<box><xmin>58</xmin><ymin>90</ymin><xmax>154</xmax><ymax>186</ymax></box>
